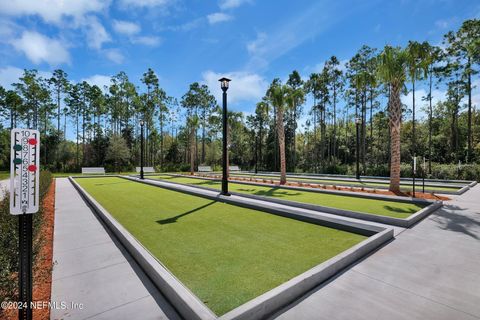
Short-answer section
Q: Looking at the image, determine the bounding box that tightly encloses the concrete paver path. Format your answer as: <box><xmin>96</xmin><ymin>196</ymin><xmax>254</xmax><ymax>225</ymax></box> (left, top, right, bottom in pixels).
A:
<box><xmin>271</xmin><ymin>185</ymin><xmax>480</xmax><ymax>320</ymax></box>
<box><xmin>0</xmin><ymin>178</ymin><xmax>9</xmax><ymax>200</ymax></box>
<box><xmin>50</xmin><ymin>178</ymin><xmax>180</xmax><ymax>320</ymax></box>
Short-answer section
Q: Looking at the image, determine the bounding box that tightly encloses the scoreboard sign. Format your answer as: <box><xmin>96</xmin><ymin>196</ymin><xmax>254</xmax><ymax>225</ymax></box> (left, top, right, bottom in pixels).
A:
<box><xmin>10</xmin><ymin>128</ymin><xmax>40</xmax><ymax>215</ymax></box>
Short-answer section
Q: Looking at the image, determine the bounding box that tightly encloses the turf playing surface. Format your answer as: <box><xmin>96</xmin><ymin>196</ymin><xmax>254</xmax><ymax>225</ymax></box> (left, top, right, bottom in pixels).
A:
<box><xmin>75</xmin><ymin>177</ymin><xmax>367</xmax><ymax>315</ymax></box>
<box><xmin>228</xmin><ymin>173</ymin><xmax>462</xmax><ymax>192</ymax></box>
<box><xmin>152</xmin><ymin>175</ymin><xmax>426</xmax><ymax>219</ymax></box>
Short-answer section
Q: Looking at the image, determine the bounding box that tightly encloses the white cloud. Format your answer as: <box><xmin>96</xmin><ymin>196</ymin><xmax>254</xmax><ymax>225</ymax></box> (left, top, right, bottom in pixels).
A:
<box><xmin>0</xmin><ymin>0</ymin><xmax>110</xmax><ymax>25</ymax></box>
<box><xmin>10</xmin><ymin>31</ymin><xmax>70</xmax><ymax>66</ymax></box>
<box><xmin>0</xmin><ymin>66</ymin><xmax>51</xmax><ymax>89</ymax></box>
<box><xmin>112</xmin><ymin>20</ymin><xmax>140</xmax><ymax>36</ymax></box>
<box><xmin>202</xmin><ymin>70</ymin><xmax>267</xmax><ymax>104</ymax></box>
<box><xmin>119</xmin><ymin>0</ymin><xmax>170</xmax><ymax>8</ymax></box>
<box><xmin>219</xmin><ymin>0</ymin><xmax>251</xmax><ymax>10</ymax></box>
<box><xmin>0</xmin><ymin>66</ymin><xmax>23</xmax><ymax>89</ymax></box>
<box><xmin>81</xmin><ymin>74</ymin><xmax>111</xmax><ymax>91</ymax></box>
<box><xmin>207</xmin><ymin>12</ymin><xmax>233</xmax><ymax>24</ymax></box>
<box><xmin>132</xmin><ymin>36</ymin><xmax>162</xmax><ymax>46</ymax></box>
<box><xmin>105</xmin><ymin>49</ymin><xmax>124</xmax><ymax>64</ymax></box>
<box><xmin>85</xmin><ymin>17</ymin><xmax>111</xmax><ymax>50</ymax></box>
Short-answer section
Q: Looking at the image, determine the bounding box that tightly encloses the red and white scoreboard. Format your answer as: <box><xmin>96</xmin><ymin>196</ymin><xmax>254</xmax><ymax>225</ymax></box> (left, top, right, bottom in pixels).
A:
<box><xmin>10</xmin><ymin>128</ymin><xmax>40</xmax><ymax>215</ymax></box>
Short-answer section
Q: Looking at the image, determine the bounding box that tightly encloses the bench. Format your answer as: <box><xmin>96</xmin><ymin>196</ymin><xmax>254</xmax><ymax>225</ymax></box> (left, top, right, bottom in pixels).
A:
<box><xmin>136</xmin><ymin>167</ymin><xmax>156</xmax><ymax>173</ymax></box>
<box><xmin>198</xmin><ymin>166</ymin><xmax>213</xmax><ymax>172</ymax></box>
<box><xmin>229</xmin><ymin>165</ymin><xmax>241</xmax><ymax>172</ymax></box>
<box><xmin>82</xmin><ymin>167</ymin><xmax>105</xmax><ymax>175</ymax></box>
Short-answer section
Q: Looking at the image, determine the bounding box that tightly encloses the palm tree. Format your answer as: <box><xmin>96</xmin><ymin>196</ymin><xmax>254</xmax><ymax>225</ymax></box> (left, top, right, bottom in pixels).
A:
<box><xmin>377</xmin><ymin>46</ymin><xmax>409</xmax><ymax>192</ymax></box>
<box><xmin>267</xmin><ymin>80</ymin><xmax>288</xmax><ymax>184</ymax></box>
<box><xmin>188</xmin><ymin>115</ymin><xmax>199</xmax><ymax>175</ymax></box>
<box><xmin>406</xmin><ymin>41</ymin><xmax>428</xmax><ymax>174</ymax></box>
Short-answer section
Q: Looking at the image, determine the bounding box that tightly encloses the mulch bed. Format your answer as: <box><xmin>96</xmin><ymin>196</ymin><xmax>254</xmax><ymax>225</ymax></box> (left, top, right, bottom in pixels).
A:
<box><xmin>3</xmin><ymin>181</ymin><xmax>55</xmax><ymax>320</ymax></box>
<box><xmin>197</xmin><ymin>174</ymin><xmax>450</xmax><ymax>201</ymax></box>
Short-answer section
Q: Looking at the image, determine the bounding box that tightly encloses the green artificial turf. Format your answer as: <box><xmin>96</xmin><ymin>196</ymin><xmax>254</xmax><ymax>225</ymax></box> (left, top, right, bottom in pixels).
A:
<box><xmin>230</xmin><ymin>173</ymin><xmax>461</xmax><ymax>192</ymax></box>
<box><xmin>76</xmin><ymin>177</ymin><xmax>366</xmax><ymax>315</ymax></box>
<box><xmin>153</xmin><ymin>175</ymin><xmax>425</xmax><ymax>219</ymax></box>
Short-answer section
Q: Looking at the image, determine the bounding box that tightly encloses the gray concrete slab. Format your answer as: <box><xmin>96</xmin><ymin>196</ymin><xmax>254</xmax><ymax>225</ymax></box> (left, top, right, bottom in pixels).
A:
<box><xmin>51</xmin><ymin>178</ymin><xmax>180</xmax><ymax>320</ymax></box>
<box><xmin>0</xmin><ymin>178</ymin><xmax>9</xmax><ymax>200</ymax></box>
<box><xmin>271</xmin><ymin>185</ymin><xmax>480</xmax><ymax>320</ymax></box>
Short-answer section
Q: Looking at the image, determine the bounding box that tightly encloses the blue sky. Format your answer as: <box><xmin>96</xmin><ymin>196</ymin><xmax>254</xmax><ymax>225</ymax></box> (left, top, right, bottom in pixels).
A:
<box><xmin>0</xmin><ymin>0</ymin><xmax>479</xmax><ymax>118</ymax></box>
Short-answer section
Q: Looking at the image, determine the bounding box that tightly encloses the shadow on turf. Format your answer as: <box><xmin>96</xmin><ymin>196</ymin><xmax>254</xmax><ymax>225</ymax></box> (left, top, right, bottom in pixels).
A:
<box><xmin>382</xmin><ymin>205</ymin><xmax>419</xmax><ymax>214</ymax></box>
<box><xmin>94</xmin><ymin>181</ymin><xmax>130</xmax><ymax>186</ymax></box>
<box><xmin>157</xmin><ymin>201</ymin><xmax>217</xmax><ymax>224</ymax></box>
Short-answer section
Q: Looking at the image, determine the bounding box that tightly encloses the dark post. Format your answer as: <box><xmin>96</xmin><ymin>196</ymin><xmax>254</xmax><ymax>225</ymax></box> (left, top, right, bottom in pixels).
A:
<box><xmin>140</xmin><ymin>120</ymin><xmax>144</xmax><ymax>180</ymax></box>
<box><xmin>413</xmin><ymin>156</ymin><xmax>416</xmax><ymax>197</ymax></box>
<box><xmin>19</xmin><ymin>214</ymin><xmax>33</xmax><ymax>320</ymax></box>
<box><xmin>355</xmin><ymin>117</ymin><xmax>361</xmax><ymax>180</ymax></box>
<box><xmin>219</xmin><ymin>77</ymin><xmax>231</xmax><ymax>196</ymax></box>
<box><xmin>422</xmin><ymin>156</ymin><xmax>425</xmax><ymax>193</ymax></box>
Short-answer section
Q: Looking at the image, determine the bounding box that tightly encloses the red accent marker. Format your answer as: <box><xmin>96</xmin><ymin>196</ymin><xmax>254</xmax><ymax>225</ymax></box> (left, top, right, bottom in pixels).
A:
<box><xmin>28</xmin><ymin>165</ymin><xmax>37</xmax><ymax>172</ymax></box>
<box><xmin>28</xmin><ymin>138</ymin><xmax>37</xmax><ymax>145</ymax></box>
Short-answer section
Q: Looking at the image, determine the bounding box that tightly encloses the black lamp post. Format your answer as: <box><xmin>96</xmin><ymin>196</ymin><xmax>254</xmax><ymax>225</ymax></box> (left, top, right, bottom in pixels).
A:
<box><xmin>219</xmin><ymin>77</ymin><xmax>231</xmax><ymax>196</ymax></box>
<box><xmin>355</xmin><ymin>117</ymin><xmax>361</xmax><ymax>180</ymax></box>
<box><xmin>140</xmin><ymin>120</ymin><xmax>145</xmax><ymax>180</ymax></box>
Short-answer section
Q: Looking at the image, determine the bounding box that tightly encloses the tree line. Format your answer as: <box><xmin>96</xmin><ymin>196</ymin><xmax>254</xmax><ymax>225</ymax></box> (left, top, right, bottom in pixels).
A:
<box><xmin>0</xmin><ymin>19</ymin><xmax>478</xmax><ymax>190</ymax></box>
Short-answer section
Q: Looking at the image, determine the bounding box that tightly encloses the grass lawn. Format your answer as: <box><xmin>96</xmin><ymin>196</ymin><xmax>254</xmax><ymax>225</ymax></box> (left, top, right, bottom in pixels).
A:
<box><xmin>152</xmin><ymin>175</ymin><xmax>425</xmax><ymax>219</ymax></box>
<box><xmin>75</xmin><ymin>177</ymin><xmax>366</xmax><ymax>315</ymax></box>
<box><xmin>230</xmin><ymin>173</ymin><xmax>461</xmax><ymax>192</ymax></box>
<box><xmin>0</xmin><ymin>171</ymin><xmax>9</xmax><ymax>180</ymax></box>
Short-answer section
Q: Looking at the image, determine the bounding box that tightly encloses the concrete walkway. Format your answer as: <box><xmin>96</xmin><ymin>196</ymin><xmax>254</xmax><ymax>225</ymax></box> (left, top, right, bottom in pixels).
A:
<box><xmin>51</xmin><ymin>178</ymin><xmax>180</xmax><ymax>320</ymax></box>
<box><xmin>271</xmin><ymin>185</ymin><xmax>480</xmax><ymax>320</ymax></box>
<box><xmin>0</xmin><ymin>178</ymin><xmax>9</xmax><ymax>200</ymax></box>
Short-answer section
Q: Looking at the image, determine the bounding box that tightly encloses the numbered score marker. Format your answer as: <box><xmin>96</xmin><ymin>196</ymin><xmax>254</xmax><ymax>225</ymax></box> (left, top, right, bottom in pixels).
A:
<box><xmin>10</xmin><ymin>128</ymin><xmax>40</xmax><ymax>215</ymax></box>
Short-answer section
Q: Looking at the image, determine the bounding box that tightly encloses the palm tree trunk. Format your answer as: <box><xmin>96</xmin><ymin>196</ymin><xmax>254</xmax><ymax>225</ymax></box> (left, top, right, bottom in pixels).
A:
<box><xmin>277</xmin><ymin>107</ymin><xmax>287</xmax><ymax>184</ymax></box>
<box><xmin>389</xmin><ymin>84</ymin><xmax>402</xmax><ymax>192</ymax></box>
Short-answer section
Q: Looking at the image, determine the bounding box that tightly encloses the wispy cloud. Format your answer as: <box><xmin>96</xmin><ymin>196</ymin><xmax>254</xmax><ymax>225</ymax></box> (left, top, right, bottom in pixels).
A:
<box><xmin>207</xmin><ymin>12</ymin><xmax>233</xmax><ymax>24</ymax></box>
<box><xmin>104</xmin><ymin>49</ymin><xmax>124</xmax><ymax>64</ymax></box>
<box><xmin>246</xmin><ymin>32</ymin><xmax>267</xmax><ymax>55</ymax></box>
<box><xmin>219</xmin><ymin>0</ymin><xmax>252</xmax><ymax>10</ymax></box>
<box><xmin>85</xmin><ymin>16</ymin><xmax>111</xmax><ymax>50</ymax></box>
<box><xmin>112</xmin><ymin>20</ymin><xmax>140</xmax><ymax>36</ymax></box>
<box><xmin>81</xmin><ymin>74</ymin><xmax>111</xmax><ymax>91</ymax></box>
<box><xmin>118</xmin><ymin>0</ymin><xmax>171</xmax><ymax>8</ymax></box>
<box><xmin>132</xmin><ymin>36</ymin><xmax>162</xmax><ymax>46</ymax></box>
<box><xmin>10</xmin><ymin>31</ymin><xmax>70</xmax><ymax>66</ymax></box>
<box><xmin>244</xmin><ymin>2</ymin><xmax>349</xmax><ymax>70</ymax></box>
<box><xmin>202</xmin><ymin>70</ymin><xmax>267</xmax><ymax>104</ymax></box>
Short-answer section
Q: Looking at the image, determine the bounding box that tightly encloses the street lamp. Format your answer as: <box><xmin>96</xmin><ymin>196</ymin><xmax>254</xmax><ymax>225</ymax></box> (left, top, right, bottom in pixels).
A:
<box><xmin>219</xmin><ymin>77</ymin><xmax>231</xmax><ymax>196</ymax></box>
<box><xmin>355</xmin><ymin>117</ymin><xmax>362</xmax><ymax>180</ymax></box>
<box><xmin>140</xmin><ymin>120</ymin><xmax>145</xmax><ymax>180</ymax></box>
